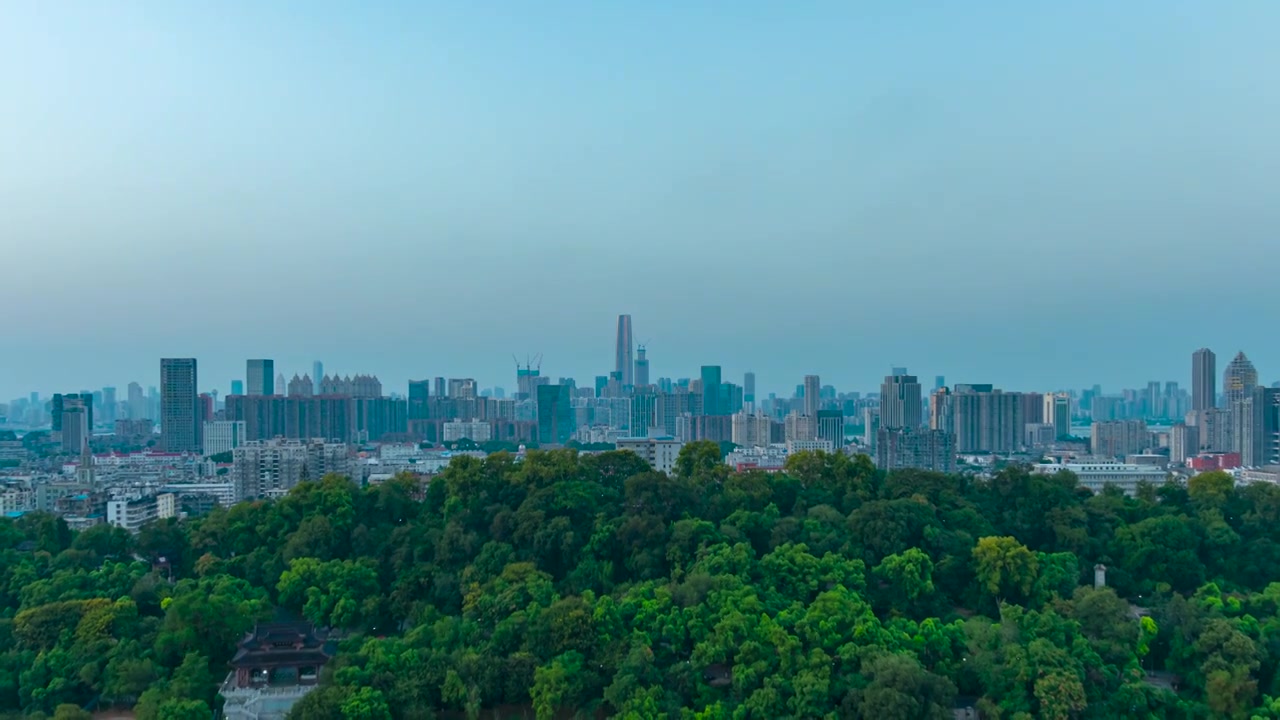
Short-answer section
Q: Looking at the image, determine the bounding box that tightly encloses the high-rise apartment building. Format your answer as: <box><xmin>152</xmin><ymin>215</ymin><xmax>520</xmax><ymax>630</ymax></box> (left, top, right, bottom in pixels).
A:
<box><xmin>700</xmin><ymin>366</ymin><xmax>722</xmax><ymax>416</ymax></box>
<box><xmin>203</xmin><ymin>420</ymin><xmax>247</xmax><ymax>456</ymax></box>
<box><xmin>246</xmin><ymin>359</ymin><xmax>275</xmax><ymax>396</ymax></box>
<box><xmin>1091</xmin><ymin>420</ymin><xmax>1149</xmax><ymax>459</ymax></box>
<box><xmin>408</xmin><ymin>380</ymin><xmax>431</xmax><ymax>420</ymax></box>
<box><xmin>160</xmin><ymin>358</ymin><xmax>200</xmax><ymax>453</ymax></box>
<box><xmin>875</xmin><ymin>427</ymin><xmax>956</xmax><ymax>473</ymax></box>
<box><xmin>1241</xmin><ymin>387</ymin><xmax>1280</xmax><ymax>467</ymax></box>
<box><xmin>1044</xmin><ymin>393</ymin><xmax>1071</xmax><ymax>439</ymax></box>
<box><xmin>929</xmin><ymin>387</ymin><xmax>953</xmax><ymax>431</ymax></box>
<box><xmin>312</xmin><ymin>361</ymin><xmax>324</xmax><ymax>394</ymax></box>
<box><xmin>880</xmin><ymin>373</ymin><xmax>922</xmax><ymax>429</ymax></box>
<box><xmin>60</xmin><ymin>404</ymin><xmax>89</xmax><ymax>452</ymax></box>
<box><xmin>1170</xmin><ymin>422</ymin><xmax>1199</xmax><ymax>465</ymax></box>
<box><xmin>951</xmin><ymin>385</ymin><xmax>1028</xmax><ymax>454</ymax></box>
<box><xmin>537</xmin><ymin>384</ymin><xmax>573</xmax><ymax>446</ymax></box>
<box><xmin>803</xmin><ymin>375</ymin><xmax>821</xmax><ymax>418</ymax></box>
<box><xmin>817</xmin><ymin>409</ymin><xmax>844</xmax><ymax>449</ymax></box>
<box><xmin>615</xmin><ymin>315</ymin><xmax>634</xmax><ymax>387</ymax></box>
<box><xmin>127</xmin><ymin>382</ymin><xmax>146</xmax><ymax>420</ymax></box>
<box><xmin>52</xmin><ymin>392</ymin><xmax>93</xmax><ymax>432</ymax></box>
<box><xmin>1192</xmin><ymin>348</ymin><xmax>1216</xmax><ymax>411</ymax></box>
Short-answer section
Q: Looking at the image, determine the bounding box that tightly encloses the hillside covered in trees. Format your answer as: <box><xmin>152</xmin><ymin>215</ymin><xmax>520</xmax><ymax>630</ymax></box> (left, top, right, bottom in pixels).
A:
<box><xmin>3</xmin><ymin>443</ymin><xmax>1280</xmax><ymax>719</ymax></box>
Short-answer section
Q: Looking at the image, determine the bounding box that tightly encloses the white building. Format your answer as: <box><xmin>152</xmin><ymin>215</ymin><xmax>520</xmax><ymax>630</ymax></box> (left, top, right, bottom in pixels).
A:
<box><xmin>786</xmin><ymin>439</ymin><xmax>836</xmax><ymax>454</ymax></box>
<box><xmin>443</xmin><ymin>420</ymin><xmax>492</xmax><ymax>443</ymax></box>
<box><xmin>615</xmin><ymin>437</ymin><xmax>684</xmax><ymax>474</ymax></box>
<box><xmin>725</xmin><ymin>445</ymin><xmax>790</xmax><ymax>471</ymax></box>
<box><xmin>204</xmin><ymin>421</ymin><xmax>247</xmax><ymax>457</ymax></box>
<box><xmin>161</xmin><ymin>481</ymin><xmax>238</xmax><ymax>507</ymax></box>
<box><xmin>0</xmin><ymin>486</ymin><xmax>33</xmax><ymax>516</ymax></box>
<box><xmin>1033</xmin><ymin>462</ymin><xmax>1167</xmax><ymax>495</ymax></box>
<box><xmin>107</xmin><ymin>492</ymin><xmax>176</xmax><ymax>533</ymax></box>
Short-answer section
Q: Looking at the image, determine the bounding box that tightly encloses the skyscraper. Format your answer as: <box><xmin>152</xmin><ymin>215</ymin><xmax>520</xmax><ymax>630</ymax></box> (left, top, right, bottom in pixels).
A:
<box><xmin>1043</xmin><ymin>393</ymin><xmax>1071</xmax><ymax>439</ymax></box>
<box><xmin>102</xmin><ymin>386</ymin><xmax>117</xmax><ymax>425</ymax></box>
<box><xmin>536</xmin><ymin>384</ymin><xmax>573</xmax><ymax>445</ymax></box>
<box><xmin>161</xmin><ymin>358</ymin><xmax>200</xmax><ymax>453</ymax></box>
<box><xmin>803</xmin><ymin>375</ymin><xmax>821</xmax><ymax>417</ymax></box>
<box><xmin>127</xmin><ymin>382</ymin><xmax>145</xmax><ymax>420</ymax></box>
<box><xmin>743</xmin><ymin>372</ymin><xmax>756</xmax><ymax>405</ymax></box>
<box><xmin>615</xmin><ymin>315</ymin><xmax>634</xmax><ymax>387</ymax></box>
<box><xmin>1192</xmin><ymin>348</ymin><xmax>1216</xmax><ymax>411</ymax></box>
<box><xmin>1224</xmin><ymin>351</ymin><xmax>1258</xmax><ymax>406</ymax></box>
<box><xmin>230</xmin><ymin>380</ymin><xmax>244</xmax><ymax>396</ymax></box>
<box><xmin>880</xmin><ymin>373</ymin><xmax>922</xmax><ymax>429</ymax></box>
<box><xmin>700</xmin><ymin>366</ymin><xmax>722</xmax><ymax>416</ymax></box>
<box><xmin>247</xmin><ymin>359</ymin><xmax>275</xmax><ymax>396</ymax></box>
<box><xmin>634</xmin><ymin>345</ymin><xmax>650</xmax><ymax>387</ymax></box>
<box><xmin>312</xmin><ymin>361</ymin><xmax>324</xmax><ymax>395</ymax></box>
<box><xmin>408</xmin><ymin>380</ymin><xmax>430</xmax><ymax>420</ymax></box>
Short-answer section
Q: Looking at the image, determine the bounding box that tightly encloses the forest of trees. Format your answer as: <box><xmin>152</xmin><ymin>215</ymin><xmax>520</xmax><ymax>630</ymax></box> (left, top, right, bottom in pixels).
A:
<box><xmin>3</xmin><ymin>443</ymin><xmax>1280</xmax><ymax>719</ymax></box>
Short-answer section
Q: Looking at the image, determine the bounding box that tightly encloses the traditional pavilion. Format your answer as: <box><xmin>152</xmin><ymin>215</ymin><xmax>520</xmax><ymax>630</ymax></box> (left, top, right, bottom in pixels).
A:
<box><xmin>229</xmin><ymin>621</ymin><xmax>333</xmax><ymax>688</ymax></box>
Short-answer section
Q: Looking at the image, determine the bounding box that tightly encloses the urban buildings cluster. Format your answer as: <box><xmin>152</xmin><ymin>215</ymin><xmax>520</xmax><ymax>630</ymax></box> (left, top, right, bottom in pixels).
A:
<box><xmin>3</xmin><ymin>317</ymin><xmax>1279</xmax><ymax>532</ymax></box>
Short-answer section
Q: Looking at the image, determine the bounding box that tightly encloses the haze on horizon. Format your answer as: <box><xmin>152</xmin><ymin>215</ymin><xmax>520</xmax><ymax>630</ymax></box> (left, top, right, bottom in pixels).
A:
<box><xmin>3</xmin><ymin>1</ymin><xmax>1279</xmax><ymax>400</ymax></box>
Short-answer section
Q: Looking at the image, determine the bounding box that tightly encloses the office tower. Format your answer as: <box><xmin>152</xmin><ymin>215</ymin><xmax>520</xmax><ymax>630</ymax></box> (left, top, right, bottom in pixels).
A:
<box><xmin>720</xmin><ymin>382</ymin><xmax>745</xmax><ymax>415</ymax></box>
<box><xmin>615</xmin><ymin>314</ymin><xmax>634</xmax><ymax>387</ymax></box>
<box><xmin>127</xmin><ymin>382</ymin><xmax>145</xmax><ymax>420</ymax></box>
<box><xmin>891</xmin><ymin>367</ymin><xmax>908</xmax><ymax>377</ymax></box>
<box><xmin>880</xmin><ymin>374</ymin><xmax>922</xmax><ymax>429</ymax></box>
<box><xmin>744</xmin><ymin>372</ymin><xmax>756</xmax><ymax>405</ymax></box>
<box><xmin>537</xmin><ymin>384</ymin><xmax>573</xmax><ymax>445</ymax></box>
<box><xmin>935</xmin><ymin>376</ymin><xmax>945</xmax><ymax>390</ymax></box>
<box><xmin>246</xmin><ymin>359</ymin><xmax>275</xmax><ymax>396</ymax></box>
<box><xmin>1092</xmin><ymin>420</ymin><xmax>1149</xmax><ymax>459</ymax></box>
<box><xmin>701</xmin><ymin>366</ymin><xmax>722</xmax><ymax>416</ymax></box>
<box><xmin>198</xmin><ymin>393</ymin><xmax>215</xmax><ymax>424</ymax></box>
<box><xmin>1145</xmin><ymin>381</ymin><xmax>1162</xmax><ymax>418</ymax></box>
<box><xmin>408</xmin><ymin>380</ymin><xmax>430</xmax><ymax>420</ymax></box>
<box><xmin>1224</xmin><ymin>352</ymin><xmax>1258</xmax><ymax>406</ymax></box>
<box><xmin>60</xmin><ymin>404</ymin><xmax>89</xmax><ymax>452</ymax></box>
<box><xmin>230</xmin><ymin>380</ymin><xmax>245</xmax><ymax>396</ymax></box>
<box><xmin>817</xmin><ymin>409</ymin><xmax>844</xmax><ymax>448</ymax></box>
<box><xmin>160</xmin><ymin>358</ymin><xmax>200</xmax><ymax>453</ymax></box>
<box><xmin>1044</xmin><ymin>393</ymin><xmax>1071</xmax><ymax>439</ymax></box>
<box><xmin>803</xmin><ymin>375</ymin><xmax>821</xmax><ymax>417</ymax></box>
<box><xmin>876</xmin><ymin>428</ymin><xmax>956</xmax><ymax>473</ymax></box>
<box><xmin>449</xmin><ymin>378</ymin><xmax>477</xmax><ymax>399</ymax></box>
<box><xmin>312</xmin><ymin>361</ymin><xmax>324</xmax><ymax>394</ymax></box>
<box><xmin>102</xmin><ymin>387</ymin><xmax>117</xmax><ymax>425</ymax></box>
<box><xmin>433</xmin><ymin>377</ymin><xmax>446</xmax><ymax>399</ymax></box>
<box><xmin>1192</xmin><ymin>348</ymin><xmax>1216</xmax><ymax>412</ymax></box>
<box><xmin>52</xmin><ymin>392</ymin><xmax>94</xmax><ymax>432</ymax></box>
<box><xmin>634</xmin><ymin>345</ymin><xmax>650</xmax><ymax>387</ymax></box>
<box><xmin>630</xmin><ymin>390</ymin><xmax>657</xmax><ymax>437</ymax></box>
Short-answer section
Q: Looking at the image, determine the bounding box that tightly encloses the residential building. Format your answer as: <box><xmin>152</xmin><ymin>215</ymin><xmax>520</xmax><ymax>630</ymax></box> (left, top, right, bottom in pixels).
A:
<box><xmin>408</xmin><ymin>380</ymin><xmax>431</xmax><ymax>420</ymax></box>
<box><xmin>60</xmin><ymin>404</ymin><xmax>89</xmax><ymax>453</ymax></box>
<box><xmin>929</xmin><ymin>388</ymin><xmax>953</xmax><ymax>431</ymax></box>
<box><xmin>312</xmin><ymin>362</ymin><xmax>324</xmax><ymax>395</ymax></box>
<box><xmin>161</xmin><ymin>358</ymin><xmax>200</xmax><ymax>453</ymax></box>
<box><xmin>731</xmin><ymin>411</ymin><xmax>773</xmax><ymax>448</ymax></box>
<box><xmin>1092</xmin><ymin>420</ymin><xmax>1149</xmax><ymax>459</ymax></box>
<box><xmin>1193</xmin><ymin>348</ymin><xmax>1216</xmax><ymax>412</ymax></box>
<box><xmin>231</xmin><ymin>440</ymin><xmax>351</xmax><ymax>502</ymax></box>
<box><xmin>875</xmin><ymin>427</ymin><xmax>956</xmax><ymax>473</ymax></box>
<box><xmin>203</xmin><ymin>420</ymin><xmax>247</xmax><ymax>456</ymax></box>
<box><xmin>1241</xmin><ymin>387</ymin><xmax>1280</xmax><ymax>467</ymax></box>
<box><xmin>287</xmin><ymin>375</ymin><xmax>313</xmax><ymax>397</ymax></box>
<box><xmin>107</xmin><ymin>493</ymin><xmax>176</xmax><ymax>533</ymax></box>
<box><xmin>817</xmin><ymin>409</ymin><xmax>844</xmax><ymax>449</ymax></box>
<box><xmin>246</xmin><ymin>359</ymin><xmax>274</xmax><ymax>396</ymax></box>
<box><xmin>52</xmin><ymin>392</ymin><xmax>94</xmax><ymax>432</ymax></box>
<box><xmin>787</xmin><ymin>439</ymin><xmax>836</xmax><ymax>453</ymax></box>
<box><xmin>536</xmin><ymin>384</ymin><xmax>573</xmax><ymax>446</ymax></box>
<box><xmin>616</xmin><ymin>436</ymin><xmax>683</xmax><ymax>474</ymax></box>
<box><xmin>128</xmin><ymin>382</ymin><xmax>146</xmax><ymax>420</ymax></box>
<box><xmin>803</xmin><ymin>375</ymin><xmax>821</xmax><ymax>418</ymax></box>
<box><xmin>1044</xmin><ymin>393</ymin><xmax>1071</xmax><ymax>439</ymax></box>
<box><xmin>785</xmin><ymin>411</ymin><xmax>816</xmax><ymax>443</ymax></box>
<box><xmin>880</xmin><ymin>373</ymin><xmax>922</xmax><ymax>429</ymax></box>
<box><xmin>951</xmin><ymin>385</ymin><xmax>1027</xmax><ymax>454</ymax></box>
<box><xmin>1170</xmin><ymin>422</ymin><xmax>1199</xmax><ymax>466</ymax></box>
<box><xmin>443</xmin><ymin>420</ymin><xmax>492</xmax><ymax>443</ymax></box>
<box><xmin>700</xmin><ymin>366</ymin><xmax>722</xmax><ymax>416</ymax></box>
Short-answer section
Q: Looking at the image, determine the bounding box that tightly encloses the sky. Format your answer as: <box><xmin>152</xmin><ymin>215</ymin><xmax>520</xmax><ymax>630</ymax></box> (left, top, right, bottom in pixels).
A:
<box><xmin>3</xmin><ymin>1</ymin><xmax>1279</xmax><ymax>401</ymax></box>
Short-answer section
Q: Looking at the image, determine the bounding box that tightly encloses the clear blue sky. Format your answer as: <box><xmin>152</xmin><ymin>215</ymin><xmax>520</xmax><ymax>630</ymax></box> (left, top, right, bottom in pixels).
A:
<box><xmin>3</xmin><ymin>1</ymin><xmax>1278</xmax><ymax>399</ymax></box>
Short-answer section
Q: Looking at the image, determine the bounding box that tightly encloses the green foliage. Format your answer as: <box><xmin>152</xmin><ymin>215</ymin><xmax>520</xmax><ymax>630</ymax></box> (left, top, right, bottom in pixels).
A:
<box><xmin>7</xmin><ymin>456</ymin><xmax>1280</xmax><ymax>718</ymax></box>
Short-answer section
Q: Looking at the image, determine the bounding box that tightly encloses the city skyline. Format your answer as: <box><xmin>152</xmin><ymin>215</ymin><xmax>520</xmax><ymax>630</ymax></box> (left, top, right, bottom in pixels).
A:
<box><xmin>4</xmin><ymin>333</ymin><xmax>1278</xmax><ymax>404</ymax></box>
<box><xmin>5</xmin><ymin>3</ymin><xmax>1280</xmax><ymax>401</ymax></box>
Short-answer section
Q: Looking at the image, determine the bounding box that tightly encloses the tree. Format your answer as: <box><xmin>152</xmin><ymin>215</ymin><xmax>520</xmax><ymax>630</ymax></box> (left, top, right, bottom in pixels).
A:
<box><xmin>972</xmin><ymin>536</ymin><xmax>1039</xmax><ymax>602</ymax></box>
<box><xmin>339</xmin><ymin>688</ymin><xmax>392</xmax><ymax>720</ymax></box>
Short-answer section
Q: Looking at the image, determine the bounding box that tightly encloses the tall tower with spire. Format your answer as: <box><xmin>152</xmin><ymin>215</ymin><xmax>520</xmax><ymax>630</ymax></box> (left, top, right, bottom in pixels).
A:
<box><xmin>615</xmin><ymin>315</ymin><xmax>634</xmax><ymax>387</ymax></box>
